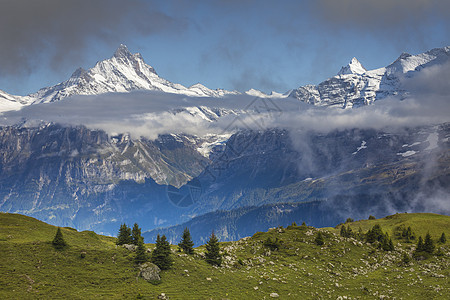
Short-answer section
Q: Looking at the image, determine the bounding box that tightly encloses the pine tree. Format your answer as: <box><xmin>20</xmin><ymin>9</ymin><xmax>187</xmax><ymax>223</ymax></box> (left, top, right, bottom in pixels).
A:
<box><xmin>116</xmin><ymin>223</ymin><xmax>132</xmax><ymax>245</ymax></box>
<box><xmin>402</xmin><ymin>252</ymin><xmax>411</xmax><ymax>265</ymax></box>
<box><xmin>346</xmin><ymin>225</ymin><xmax>353</xmax><ymax>238</ymax></box>
<box><xmin>340</xmin><ymin>225</ymin><xmax>347</xmax><ymax>237</ymax></box>
<box><xmin>416</xmin><ymin>236</ymin><xmax>424</xmax><ymax>252</ymax></box>
<box><xmin>315</xmin><ymin>231</ymin><xmax>324</xmax><ymax>246</ymax></box>
<box><xmin>381</xmin><ymin>233</ymin><xmax>394</xmax><ymax>251</ymax></box>
<box><xmin>423</xmin><ymin>233</ymin><xmax>435</xmax><ymax>254</ymax></box>
<box><xmin>205</xmin><ymin>232</ymin><xmax>222</xmax><ymax>266</ymax></box>
<box><xmin>178</xmin><ymin>227</ymin><xmax>194</xmax><ymax>254</ymax></box>
<box><xmin>357</xmin><ymin>227</ymin><xmax>364</xmax><ymax>240</ymax></box>
<box><xmin>52</xmin><ymin>227</ymin><xmax>67</xmax><ymax>250</ymax></box>
<box><xmin>439</xmin><ymin>232</ymin><xmax>446</xmax><ymax>244</ymax></box>
<box><xmin>151</xmin><ymin>235</ymin><xmax>173</xmax><ymax>270</ymax></box>
<box><xmin>131</xmin><ymin>223</ymin><xmax>142</xmax><ymax>245</ymax></box>
<box><xmin>134</xmin><ymin>236</ymin><xmax>148</xmax><ymax>264</ymax></box>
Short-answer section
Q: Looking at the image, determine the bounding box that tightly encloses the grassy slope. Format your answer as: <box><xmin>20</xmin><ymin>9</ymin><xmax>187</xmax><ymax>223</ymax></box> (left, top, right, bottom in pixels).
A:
<box><xmin>0</xmin><ymin>212</ymin><xmax>449</xmax><ymax>299</ymax></box>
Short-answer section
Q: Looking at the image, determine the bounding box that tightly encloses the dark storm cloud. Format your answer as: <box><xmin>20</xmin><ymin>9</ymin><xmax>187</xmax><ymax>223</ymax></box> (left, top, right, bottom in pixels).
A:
<box><xmin>313</xmin><ymin>0</ymin><xmax>450</xmax><ymax>28</ymax></box>
<box><xmin>0</xmin><ymin>0</ymin><xmax>185</xmax><ymax>77</ymax></box>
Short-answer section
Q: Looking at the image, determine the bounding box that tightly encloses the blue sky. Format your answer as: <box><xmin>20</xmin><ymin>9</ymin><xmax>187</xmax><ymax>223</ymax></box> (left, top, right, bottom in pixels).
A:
<box><xmin>0</xmin><ymin>0</ymin><xmax>449</xmax><ymax>95</ymax></box>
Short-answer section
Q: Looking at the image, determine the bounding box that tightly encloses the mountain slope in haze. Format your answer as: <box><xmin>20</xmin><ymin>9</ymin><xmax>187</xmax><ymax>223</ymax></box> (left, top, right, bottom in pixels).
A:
<box><xmin>1</xmin><ymin>212</ymin><xmax>449</xmax><ymax>299</ymax></box>
<box><xmin>0</xmin><ymin>45</ymin><xmax>449</xmax><ymax>237</ymax></box>
<box><xmin>0</xmin><ymin>121</ymin><xmax>448</xmax><ymax>236</ymax></box>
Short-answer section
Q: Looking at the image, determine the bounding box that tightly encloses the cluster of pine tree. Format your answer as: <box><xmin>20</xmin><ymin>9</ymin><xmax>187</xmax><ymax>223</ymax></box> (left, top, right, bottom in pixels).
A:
<box><xmin>116</xmin><ymin>224</ymin><xmax>222</xmax><ymax>269</ymax></box>
<box><xmin>341</xmin><ymin>224</ymin><xmax>394</xmax><ymax>251</ymax></box>
<box><xmin>401</xmin><ymin>226</ymin><xmax>416</xmax><ymax>242</ymax></box>
<box><xmin>116</xmin><ymin>223</ymin><xmax>148</xmax><ymax>264</ymax></box>
<box><xmin>365</xmin><ymin>224</ymin><xmax>394</xmax><ymax>251</ymax></box>
<box><xmin>394</xmin><ymin>225</ymin><xmax>417</xmax><ymax>243</ymax></box>
<box><xmin>340</xmin><ymin>224</ymin><xmax>354</xmax><ymax>238</ymax></box>
<box><xmin>414</xmin><ymin>232</ymin><xmax>435</xmax><ymax>258</ymax></box>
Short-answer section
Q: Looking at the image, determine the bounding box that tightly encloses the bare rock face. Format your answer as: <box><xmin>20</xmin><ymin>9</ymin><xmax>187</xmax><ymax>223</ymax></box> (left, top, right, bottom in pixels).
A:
<box><xmin>139</xmin><ymin>262</ymin><xmax>161</xmax><ymax>282</ymax></box>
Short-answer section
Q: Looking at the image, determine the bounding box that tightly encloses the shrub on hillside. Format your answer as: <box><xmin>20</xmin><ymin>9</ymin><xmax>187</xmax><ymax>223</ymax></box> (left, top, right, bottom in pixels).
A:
<box><xmin>264</xmin><ymin>237</ymin><xmax>281</xmax><ymax>251</ymax></box>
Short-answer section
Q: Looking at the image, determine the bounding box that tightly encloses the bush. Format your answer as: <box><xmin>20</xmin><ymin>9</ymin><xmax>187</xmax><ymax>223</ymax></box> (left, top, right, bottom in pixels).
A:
<box><xmin>346</xmin><ymin>218</ymin><xmax>354</xmax><ymax>223</ymax></box>
<box><xmin>401</xmin><ymin>252</ymin><xmax>411</xmax><ymax>265</ymax></box>
<box><xmin>315</xmin><ymin>231</ymin><xmax>324</xmax><ymax>246</ymax></box>
<box><xmin>368</xmin><ymin>215</ymin><xmax>376</xmax><ymax>220</ymax></box>
<box><xmin>264</xmin><ymin>237</ymin><xmax>281</xmax><ymax>251</ymax></box>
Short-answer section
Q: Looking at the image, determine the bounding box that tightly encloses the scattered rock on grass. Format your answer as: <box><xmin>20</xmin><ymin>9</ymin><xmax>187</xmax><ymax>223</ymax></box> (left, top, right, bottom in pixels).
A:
<box><xmin>157</xmin><ymin>293</ymin><xmax>168</xmax><ymax>299</ymax></box>
<box><xmin>270</xmin><ymin>292</ymin><xmax>279</xmax><ymax>297</ymax></box>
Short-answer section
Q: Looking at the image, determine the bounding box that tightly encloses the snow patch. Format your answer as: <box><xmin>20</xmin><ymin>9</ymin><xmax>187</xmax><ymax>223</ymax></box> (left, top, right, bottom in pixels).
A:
<box><xmin>425</xmin><ymin>132</ymin><xmax>439</xmax><ymax>151</ymax></box>
<box><xmin>397</xmin><ymin>150</ymin><xmax>417</xmax><ymax>157</ymax></box>
<box><xmin>352</xmin><ymin>140</ymin><xmax>367</xmax><ymax>155</ymax></box>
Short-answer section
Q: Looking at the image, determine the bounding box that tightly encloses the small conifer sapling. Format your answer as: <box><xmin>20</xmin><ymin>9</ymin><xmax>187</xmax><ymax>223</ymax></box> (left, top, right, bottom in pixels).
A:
<box><xmin>52</xmin><ymin>227</ymin><xmax>67</xmax><ymax>250</ymax></box>
<box><xmin>439</xmin><ymin>232</ymin><xmax>446</xmax><ymax>244</ymax></box>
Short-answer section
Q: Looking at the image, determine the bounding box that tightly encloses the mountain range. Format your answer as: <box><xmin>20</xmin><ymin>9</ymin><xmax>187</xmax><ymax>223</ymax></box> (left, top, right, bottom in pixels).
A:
<box><xmin>1</xmin><ymin>44</ymin><xmax>449</xmax><ymax>110</ymax></box>
<box><xmin>0</xmin><ymin>44</ymin><xmax>449</xmax><ymax>241</ymax></box>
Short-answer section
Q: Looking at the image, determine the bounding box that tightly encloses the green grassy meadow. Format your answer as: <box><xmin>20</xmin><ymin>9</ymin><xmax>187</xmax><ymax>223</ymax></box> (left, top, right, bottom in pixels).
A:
<box><xmin>1</xmin><ymin>212</ymin><xmax>449</xmax><ymax>299</ymax></box>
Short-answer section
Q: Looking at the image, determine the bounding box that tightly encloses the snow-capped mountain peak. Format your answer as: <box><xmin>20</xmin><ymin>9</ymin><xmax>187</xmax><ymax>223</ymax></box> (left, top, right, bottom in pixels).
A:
<box><xmin>290</xmin><ymin>45</ymin><xmax>450</xmax><ymax>109</ymax></box>
<box><xmin>113</xmin><ymin>44</ymin><xmax>133</xmax><ymax>59</ymax></box>
<box><xmin>24</xmin><ymin>44</ymin><xmax>238</xmax><ymax>104</ymax></box>
<box><xmin>337</xmin><ymin>57</ymin><xmax>366</xmax><ymax>75</ymax></box>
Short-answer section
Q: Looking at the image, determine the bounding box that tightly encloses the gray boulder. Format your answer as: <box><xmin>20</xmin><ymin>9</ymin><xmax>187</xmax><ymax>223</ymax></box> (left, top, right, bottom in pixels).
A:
<box><xmin>139</xmin><ymin>262</ymin><xmax>161</xmax><ymax>282</ymax></box>
<box><xmin>122</xmin><ymin>244</ymin><xmax>137</xmax><ymax>251</ymax></box>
